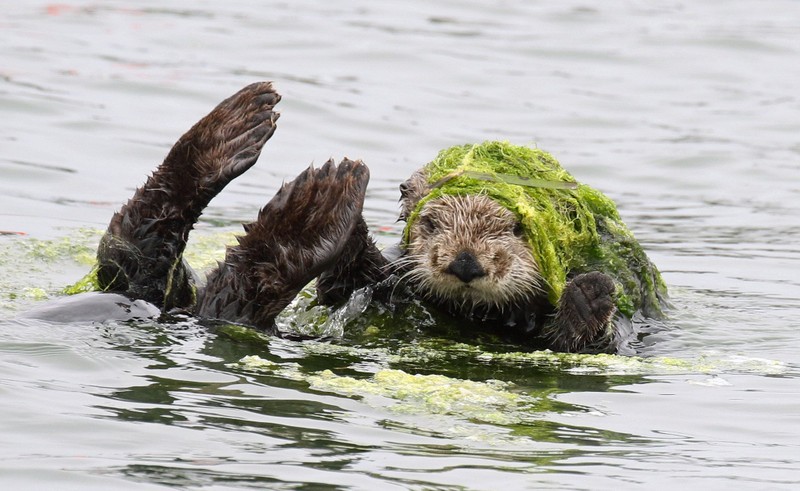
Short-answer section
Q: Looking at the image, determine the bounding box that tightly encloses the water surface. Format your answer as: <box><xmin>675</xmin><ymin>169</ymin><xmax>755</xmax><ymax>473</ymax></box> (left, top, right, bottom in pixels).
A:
<box><xmin>2</xmin><ymin>1</ymin><xmax>799</xmax><ymax>489</ymax></box>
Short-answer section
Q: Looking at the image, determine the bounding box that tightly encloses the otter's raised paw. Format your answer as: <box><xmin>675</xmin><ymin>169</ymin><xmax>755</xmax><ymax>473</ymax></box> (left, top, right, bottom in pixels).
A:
<box><xmin>196</xmin><ymin>159</ymin><xmax>370</xmax><ymax>331</ymax></box>
<box><xmin>547</xmin><ymin>271</ymin><xmax>616</xmax><ymax>353</ymax></box>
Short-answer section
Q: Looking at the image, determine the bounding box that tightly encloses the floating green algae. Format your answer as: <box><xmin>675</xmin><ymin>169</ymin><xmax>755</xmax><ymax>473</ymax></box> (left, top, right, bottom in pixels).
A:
<box><xmin>295</xmin><ymin>337</ymin><xmax>788</xmax><ymax>377</ymax></box>
<box><xmin>63</xmin><ymin>264</ymin><xmax>102</xmax><ymax>295</ymax></box>
<box><xmin>1</xmin><ymin>227</ymin><xmax>237</xmax><ymax>312</ymax></box>
<box><xmin>234</xmin><ymin>345</ymin><xmax>787</xmax><ymax>434</ymax></box>
<box><xmin>308</xmin><ymin>368</ymin><xmax>541</xmax><ymax>425</ymax></box>
<box><xmin>182</xmin><ymin>231</ymin><xmax>238</xmax><ymax>273</ymax></box>
<box><xmin>235</xmin><ymin>354</ymin><xmax>304</xmax><ymax>379</ymax></box>
<box><xmin>403</xmin><ymin>141</ymin><xmax>667</xmax><ymax>317</ymax></box>
<box><xmin>0</xmin><ymin>229</ymin><xmax>103</xmax><ymax>312</ymax></box>
<box><xmin>219</xmin><ymin>317</ymin><xmax>788</xmax><ymax>434</ymax></box>
<box><xmin>236</xmin><ymin>355</ymin><xmax>544</xmax><ymax>426</ymax></box>
<box><xmin>216</xmin><ymin>322</ymin><xmax>275</xmax><ymax>345</ymax></box>
<box><xmin>12</xmin><ymin>228</ymin><xmax>100</xmax><ymax>266</ymax></box>
<box><xmin>473</xmin><ymin>349</ymin><xmax>787</xmax><ymax>376</ymax></box>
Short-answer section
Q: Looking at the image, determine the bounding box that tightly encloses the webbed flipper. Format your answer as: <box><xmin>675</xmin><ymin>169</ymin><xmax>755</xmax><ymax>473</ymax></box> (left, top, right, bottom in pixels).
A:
<box><xmin>196</xmin><ymin>159</ymin><xmax>370</xmax><ymax>333</ymax></box>
<box><xmin>96</xmin><ymin>82</ymin><xmax>280</xmax><ymax>309</ymax></box>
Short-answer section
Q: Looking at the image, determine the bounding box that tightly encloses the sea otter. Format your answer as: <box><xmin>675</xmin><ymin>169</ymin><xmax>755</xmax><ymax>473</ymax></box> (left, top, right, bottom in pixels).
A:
<box><xmin>25</xmin><ymin>82</ymin><xmax>667</xmax><ymax>354</ymax></box>
<box><xmin>387</xmin><ymin>143</ymin><xmax>668</xmax><ymax>352</ymax></box>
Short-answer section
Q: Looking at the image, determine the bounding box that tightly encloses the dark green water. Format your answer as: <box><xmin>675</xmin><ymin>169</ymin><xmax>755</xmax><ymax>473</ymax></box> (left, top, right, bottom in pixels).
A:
<box><xmin>2</xmin><ymin>1</ymin><xmax>799</xmax><ymax>489</ymax></box>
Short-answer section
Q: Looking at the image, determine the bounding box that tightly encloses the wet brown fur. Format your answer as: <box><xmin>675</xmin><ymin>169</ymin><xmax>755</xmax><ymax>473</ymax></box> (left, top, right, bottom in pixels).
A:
<box><xmin>196</xmin><ymin>159</ymin><xmax>369</xmax><ymax>332</ymax></box>
<box><xmin>399</xmin><ymin>193</ymin><xmax>543</xmax><ymax>313</ymax></box>
<box><xmin>95</xmin><ymin>81</ymin><xmax>372</xmax><ymax>333</ymax></box>
<box><xmin>97</xmin><ymin>82</ymin><xmax>280</xmax><ymax>309</ymax></box>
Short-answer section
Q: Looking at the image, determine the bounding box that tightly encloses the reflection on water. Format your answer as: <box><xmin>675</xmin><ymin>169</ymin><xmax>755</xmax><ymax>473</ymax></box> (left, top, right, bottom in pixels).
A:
<box><xmin>2</xmin><ymin>0</ymin><xmax>800</xmax><ymax>489</ymax></box>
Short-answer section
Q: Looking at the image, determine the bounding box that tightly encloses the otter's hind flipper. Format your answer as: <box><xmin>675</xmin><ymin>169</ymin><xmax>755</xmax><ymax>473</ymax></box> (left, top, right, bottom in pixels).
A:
<box><xmin>196</xmin><ymin>159</ymin><xmax>370</xmax><ymax>332</ymax></box>
<box><xmin>96</xmin><ymin>82</ymin><xmax>281</xmax><ymax>309</ymax></box>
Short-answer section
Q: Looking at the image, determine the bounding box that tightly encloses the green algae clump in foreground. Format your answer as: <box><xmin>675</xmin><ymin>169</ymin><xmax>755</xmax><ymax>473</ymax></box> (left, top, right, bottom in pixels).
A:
<box><xmin>232</xmin><ymin>342</ymin><xmax>787</xmax><ymax>435</ymax></box>
<box><xmin>403</xmin><ymin>141</ymin><xmax>667</xmax><ymax>317</ymax></box>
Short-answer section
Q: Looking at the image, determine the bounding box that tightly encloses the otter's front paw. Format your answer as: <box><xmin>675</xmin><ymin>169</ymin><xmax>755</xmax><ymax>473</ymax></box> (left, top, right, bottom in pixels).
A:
<box><xmin>547</xmin><ymin>271</ymin><xmax>616</xmax><ymax>353</ymax></box>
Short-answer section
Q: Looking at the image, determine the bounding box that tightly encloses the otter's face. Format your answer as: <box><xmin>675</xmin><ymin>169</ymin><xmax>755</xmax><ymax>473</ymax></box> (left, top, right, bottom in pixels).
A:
<box><xmin>401</xmin><ymin>193</ymin><xmax>543</xmax><ymax>312</ymax></box>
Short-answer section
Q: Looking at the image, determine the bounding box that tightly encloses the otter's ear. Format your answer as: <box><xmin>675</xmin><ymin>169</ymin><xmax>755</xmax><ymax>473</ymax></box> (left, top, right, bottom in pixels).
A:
<box><xmin>398</xmin><ymin>169</ymin><xmax>429</xmax><ymax>222</ymax></box>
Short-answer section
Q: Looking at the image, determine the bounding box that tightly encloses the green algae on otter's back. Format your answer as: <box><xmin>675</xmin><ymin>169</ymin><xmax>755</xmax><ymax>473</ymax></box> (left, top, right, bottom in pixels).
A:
<box><xmin>403</xmin><ymin>141</ymin><xmax>667</xmax><ymax>317</ymax></box>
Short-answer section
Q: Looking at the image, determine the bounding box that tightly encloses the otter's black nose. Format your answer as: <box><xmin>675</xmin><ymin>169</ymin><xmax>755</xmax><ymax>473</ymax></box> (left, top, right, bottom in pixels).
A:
<box><xmin>446</xmin><ymin>251</ymin><xmax>486</xmax><ymax>283</ymax></box>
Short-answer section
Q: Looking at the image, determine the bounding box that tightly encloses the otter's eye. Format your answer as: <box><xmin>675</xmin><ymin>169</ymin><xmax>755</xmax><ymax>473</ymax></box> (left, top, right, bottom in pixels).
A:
<box><xmin>419</xmin><ymin>215</ymin><xmax>438</xmax><ymax>232</ymax></box>
<box><xmin>512</xmin><ymin>222</ymin><xmax>524</xmax><ymax>237</ymax></box>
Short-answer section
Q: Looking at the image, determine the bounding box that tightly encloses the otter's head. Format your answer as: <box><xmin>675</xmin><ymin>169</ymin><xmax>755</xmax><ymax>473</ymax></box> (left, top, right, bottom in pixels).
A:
<box><xmin>398</xmin><ymin>170</ymin><xmax>543</xmax><ymax>313</ymax></box>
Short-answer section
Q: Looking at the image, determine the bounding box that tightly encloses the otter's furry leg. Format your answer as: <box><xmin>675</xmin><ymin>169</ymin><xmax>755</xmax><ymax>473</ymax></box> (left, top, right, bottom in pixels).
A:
<box><xmin>545</xmin><ymin>271</ymin><xmax>617</xmax><ymax>353</ymax></box>
<box><xmin>96</xmin><ymin>82</ymin><xmax>280</xmax><ymax>309</ymax></box>
<box><xmin>315</xmin><ymin>217</ymin><xmax>389</xmax><ymax>305</ymax></box>
<box><xmin>196</xmin><ymin>159</ymin><xmax>370</xmax><ymax>333</ymax></box>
